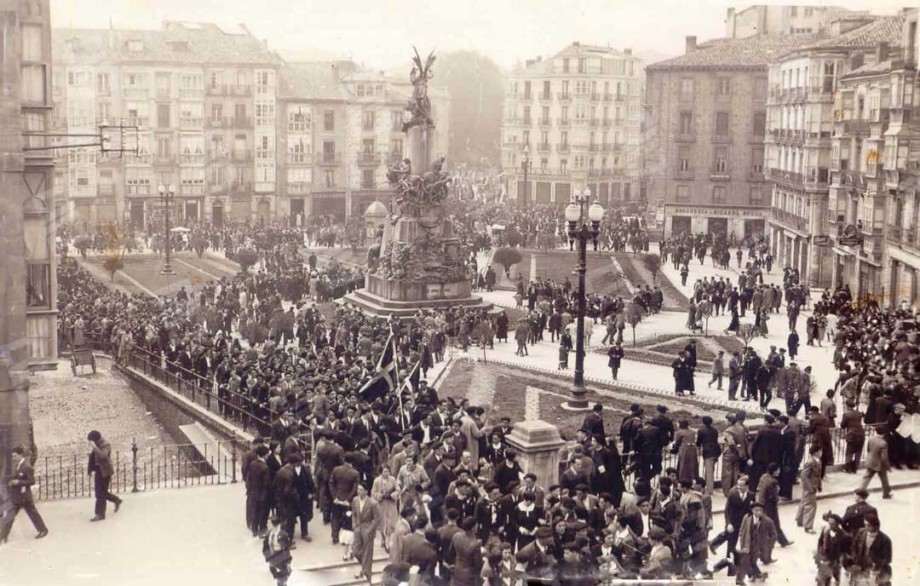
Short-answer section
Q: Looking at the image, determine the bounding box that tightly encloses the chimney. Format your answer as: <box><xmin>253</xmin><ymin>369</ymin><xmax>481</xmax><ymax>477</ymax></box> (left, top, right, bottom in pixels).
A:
<box><xmin>526</xmin><ymin>59</ymin><xmax>536</xmax><ymax>67</ymax></box>
<box><xmin>686</xmin><ymin>36</ymin><xmax>698</xmax><ymax>54</ymax></box>
<box><xmin>851</xmin><ymin>52</ymin><xmax>864</xmax><ymax>70</ymax></box>
<box><xmin>624</xmin><ymin>48</ymin><xmax>632</xmax><ymax>56</ymax></box>
<box><xmin>536</xmin><ymin>56</ymin><xmax>542</xmax><ymax>62</ymax></box>
<box><xmin>877</xmin><ymin>41</ymin><xmax>889</xmax><ymax>62</ymax></box>
<box><xmin>573</xmin><ymin>41</ymin><xmax>580</xmax><ymax>47</ymax></box>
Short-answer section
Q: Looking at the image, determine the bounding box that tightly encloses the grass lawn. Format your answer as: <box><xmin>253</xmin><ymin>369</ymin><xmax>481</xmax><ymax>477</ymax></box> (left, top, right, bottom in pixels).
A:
<box><xmin>87</xmin><ymin>255</ymin><xmax>213</xmax><ymax>297</ymax></box>
<box><xmin>652</xmin><ymin>335</ymin><xmax>746</xmax><ymax>363</ymax></box>
<box><xmin>493</xmin><ymin>250</ymin><xmax>632</xmax><ymax>297</ymax></box>
<box><xmin>614</xmin><ymin>253</ymin><xmax>689</xmax><ymax>311</ymax></box>
<box><xmin>437</xmin><ymin>360</ymin><xmax>742</xmax><ymax>440</ymax></box>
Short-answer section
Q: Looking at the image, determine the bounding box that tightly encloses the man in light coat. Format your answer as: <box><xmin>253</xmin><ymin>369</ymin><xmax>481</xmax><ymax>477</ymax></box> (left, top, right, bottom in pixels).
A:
<box><xmin>858</xmin><ymin>429</ymin><xmax>892</xmax><ymax>498</ymax></box>
<box><xmin>796</xmin><ymin>445</ymin><xmax>823</xmax><ymax>533</ymax></box>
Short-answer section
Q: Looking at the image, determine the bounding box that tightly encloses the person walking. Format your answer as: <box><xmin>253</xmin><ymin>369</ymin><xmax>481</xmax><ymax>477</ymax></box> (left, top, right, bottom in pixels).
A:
<box><xmin>607</xmin><ymin>341</ymin><xmax>624</xmax><ymax>380</ymax></box>
<box><xmin>86</xmin><ymin>430</ymin><xmax>122</xmax><ymax>521</ymax></box>
<box><xmin>858</xmin><ymin>429</ymin><xmax>893</xmax><ymax>499</ymax></box>
<box><xmin>350</xmin><ymin>483</ymin><xmax>380</xmax><ymax>582</ymax></box>
<box><xmin>0</xmin><ymin>446</ymin><xmax>49</xmax><ymax>544</ymax></box>
<box><xmin>708</xmin><ymin>350</ymin><xmax>725</xmax><ymax>390</ymax></box>
<box><xmin>795</xmin><ymin>446</ymin><xmax>822</xmax><ymax>534</ymax></box>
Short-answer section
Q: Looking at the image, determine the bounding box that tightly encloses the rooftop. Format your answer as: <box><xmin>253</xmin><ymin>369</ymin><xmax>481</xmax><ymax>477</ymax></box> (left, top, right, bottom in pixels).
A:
<box><xmin>803</xmin><ymin>15</ymin><xmax>903</xmax><ymax>52</ymax></box>
<box><xmin>53</xmin><ymin>22</ymin><xmax>280</xmax><ymax>66</ymax></box>
<box><xmin>646</xmin><ymin>34</ymin><xmax>817</xmax><ymax>71</ymax></box>
<box><xmin>278</xmin><ymin>61</ymin><xmax>355</xmax><ymax>101</ymax></box>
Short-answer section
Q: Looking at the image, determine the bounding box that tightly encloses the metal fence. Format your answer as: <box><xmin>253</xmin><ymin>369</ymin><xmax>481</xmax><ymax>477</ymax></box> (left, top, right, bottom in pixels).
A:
<box><xmin>34</xmin><ymin>439</ymin><xmax>239</xmax><ymax>502</ymax></box>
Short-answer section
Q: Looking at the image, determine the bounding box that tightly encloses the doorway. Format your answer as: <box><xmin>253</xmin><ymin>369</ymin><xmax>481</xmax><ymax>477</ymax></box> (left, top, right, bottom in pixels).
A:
<box><xmin>257</xmin><ymin>199</ymin><xmax>271</xmax><ymax>224</ymax></box>
<box><xmin>707</xmin><ymin>218</ymin><xmax>727</xmax><ymax>237</ymax></box>
<box><xmin>671</xmin><ymin>216</ymin><xmax>691</xmax><ymax>235</ymax></box>
<box><xmin>212</xmin><ymin>203</ymin><xmax>224</xmax><ymax>229</ymax></box>
<box><xmin>185</xmin><ymin>201</ymin><xmax>199</xmax><ymax>224</ymax></box>
<box><xmin>290</xmin><ymin>198</ymin><xmax>305</xmax><ymax>225</ymax></box>
<box><xmin>130</xmin><ymin>201</ymin><xmax>145</xmax><ymax>230</ymax></box>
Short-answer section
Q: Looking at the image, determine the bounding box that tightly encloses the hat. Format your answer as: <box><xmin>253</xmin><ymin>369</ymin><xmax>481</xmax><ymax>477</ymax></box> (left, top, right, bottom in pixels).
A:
<box><xmin>855</xmin><ymin>489</ymin><xmax>869</xmax><ymax>498</ymax></box>
<box><xmin>751</xmin><ymin>502</ymin><xmax>765</xmax><ymax>509</ymax></box>
<box><xmin>535</xmin><ymin>526</ymin><xmax>553</xmax><ymax>539</ymax></box>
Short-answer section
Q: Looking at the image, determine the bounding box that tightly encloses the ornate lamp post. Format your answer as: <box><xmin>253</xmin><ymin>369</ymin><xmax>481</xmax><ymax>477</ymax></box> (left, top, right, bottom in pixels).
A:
<box><xmin>519</xmin><ymin>144</ymin><xmax>531</xmax><ymax>209</ymax></box>
<box><xmin>157</xmin><ymin>183</ymin><xmax>176</xmax><ymax>275</ymax></box>
<box><xmin>563</xmin><ymin>188</ymin><xmax>604</xmax><ymax>410</ymax></box>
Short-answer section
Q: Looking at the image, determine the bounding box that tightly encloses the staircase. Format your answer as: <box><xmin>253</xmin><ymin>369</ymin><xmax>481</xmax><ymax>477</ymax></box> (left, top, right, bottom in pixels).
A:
<box><xmin>300</xmin><ymin>553</ymin><xmax>389</xmax><ymax>585</ymax></box>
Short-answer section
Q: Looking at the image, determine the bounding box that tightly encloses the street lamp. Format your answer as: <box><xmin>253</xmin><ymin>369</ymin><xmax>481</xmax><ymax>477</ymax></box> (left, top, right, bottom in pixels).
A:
<box><xmin>563</xmin><ymin>188</ymin><xmax>604</xmax><ymax>410</ymax></box>
<box><xmin>157</xmin><ymin>183</ymin><xmax>176</xmax><ymax>275</ymax></box>
<box><xmin>519</xmin><ymin>144</ymin><xmax>531</xmax><ymax>210</ymax></box>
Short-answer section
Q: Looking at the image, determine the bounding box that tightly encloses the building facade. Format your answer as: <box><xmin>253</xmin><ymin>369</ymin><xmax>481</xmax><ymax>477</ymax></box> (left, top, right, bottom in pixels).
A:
<box><xmin>500</xmin><ymin>42</ymin><xmax>644</xmax><ymax>210</ymax></box>
<box><xmin>726</xmin><ymin>5</ymin><xmax>847</xmax><ymax>39</ymax></box>
<box><xmin>767</xmin><ymin>15</ymin><xmax>903</xmax><ymax>289</ymax></box>
<box><xmin>646</xmin><ymin>34</ymin><xmax>816</xmax><ymax>240</ymax></box>
<box><xmin>52</xmin><ymin>23</ymin><xmax>282</xmax><ymax>231</ymax></box>
<box><xmin>1</xmin><ymin>0</ymin><xmax>56</xmax><ymax>474</ymax></box>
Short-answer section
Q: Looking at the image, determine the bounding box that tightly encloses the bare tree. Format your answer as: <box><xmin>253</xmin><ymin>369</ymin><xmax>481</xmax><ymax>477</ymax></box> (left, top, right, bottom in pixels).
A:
<box><xmin>626</xmin><ymin>302</ymin><xmax>644</xmax><ymax>346</ymax></box>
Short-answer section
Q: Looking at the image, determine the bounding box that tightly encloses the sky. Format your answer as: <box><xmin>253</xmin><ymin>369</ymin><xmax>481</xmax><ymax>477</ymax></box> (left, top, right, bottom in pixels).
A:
<box><xmin>50</xmin><ymin>0</ymin><xmax>909</xmax><ymax>70</ymax></box>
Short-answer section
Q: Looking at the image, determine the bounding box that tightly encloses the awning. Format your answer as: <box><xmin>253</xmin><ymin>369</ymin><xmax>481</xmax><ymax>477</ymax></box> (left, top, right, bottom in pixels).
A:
<box><xmin>832</xmin><ymin>246</ymin><xmax>856</xmax><ymax>256</ymax></box>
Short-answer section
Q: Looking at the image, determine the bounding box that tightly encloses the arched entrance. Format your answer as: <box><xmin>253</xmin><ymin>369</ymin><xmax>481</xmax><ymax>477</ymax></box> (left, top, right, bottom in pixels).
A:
<box><xmin>257</xmin><ymin>199</ymin><xmax>271</xmax><ymax>224</ymax></box>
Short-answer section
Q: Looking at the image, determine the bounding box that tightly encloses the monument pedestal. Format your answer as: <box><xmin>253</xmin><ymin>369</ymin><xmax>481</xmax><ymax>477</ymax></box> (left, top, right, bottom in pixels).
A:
<box><xmin>505</xmin><ymin>420</ymin><xmax>567</xmax><ymax>490</ymax></box>
<box><xmin>341</xmin><ymin>275</ymin><xmax>494</xmax><ymax>318</ymax></box>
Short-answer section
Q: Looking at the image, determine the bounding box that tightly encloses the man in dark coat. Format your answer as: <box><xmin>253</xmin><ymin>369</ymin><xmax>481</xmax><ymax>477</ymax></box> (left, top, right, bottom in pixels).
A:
<box><xmin>449</xmin><ymin>517</ymin><xmax>484</xmax><ymax>586</ymax></box>
<box><xmin>438</xmin><ymin>509</ymin><xmax>463</xmax><ymax>582</ymax></box>
<box><xmin>850</xmin><ymin>515</ymin><xmax>892</xmax><ymax>585</ymax></box>
<box><xmin>314</xmin><ymin>432</ymin><xmax>344</xmax><ymax>524</ymax></box>
<box><xmin>329</xmin><ymin>454</ymin><xmax>360</xmax><ymax>544</ymax></box>
<box><xmin>589</xmin><ymin>435</ymin><xmax>625</xmax><ymax>507</ymax></box>
<box><xmin>710</xmin><ymin>473</ymin><xmax>754</xmax><ymax>559</ymax></box>
<box><xmin>650</xmin><ymin>405</ymin><xmax>674</xmax><ymax>477</ymax></box>
<box><xmin>748</xmin><ymin>414</ymin><xmax>783</xmax><ymax>490</ymax></box>
<box><xmin>632</xmin><ymin>419</ymin><xmax>660</xmax><ymax>485</ymax></box>
<box><xmin>87</xmin><ymin>430</ymin><xmax>123</xmax><ymax>521</ymax></box>
<box><xmin>0</xmin><ymin>446</ymin><xmax>48</xmax><ymax>542</ymax></box>
<box><xmin>291</xmin><ymin>453</ymin><xmax>315</xmax><ymax>541</ymax></box>
<box><xmin>671</xmin><ymin>351</ymin><xmax>695</xmax><ymax>395</ymax></box>
<box><xmin>607</xmin><ymin>342</ymin><xmax>624</xmax><ymax>380</ymax></box>
<box><xmin>273</xmin><ymin>455</ymin><xmax>300</xmax><ymax>542</ymax></box>
<box><xmin>580</xmin><ymin>403</ymin><xmax>607</xmax><ymax>445</ymax></box>
<box><xmin>842</xmin><ymin>489</ymin><xmax>877</xmax><ymax>536</ymax></box>
<box><xmin>246</xmin><ymin>445</ymin><xmax>271</xmax><ymax>537</ymax></box>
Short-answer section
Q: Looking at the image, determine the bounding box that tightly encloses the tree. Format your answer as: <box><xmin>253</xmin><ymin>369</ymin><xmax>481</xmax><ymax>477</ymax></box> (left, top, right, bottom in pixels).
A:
<box><xmin>504</xmin><ymin>227</ymin><xmax>523</xmax><ymax>248</ymax></box>
<box><xmin>737</xmin><ymin>323</ymin><xmax>757</xmax><ymax>347</ymax></box>
<box><xmin>435</xmin><ymin>51</ymin><xmax>506</xmax><ymax>165</ymax></box>
<box><xmin>492</xmin><ymin>247</ymin><xmax>523</xmax><ymax>278</ymax></box>
<box><xmin>642</xmin><ymin>254</ymin><xmax>661</xmax><ymax>285</ymax></box>
<box><xmin>102</xmin><ymin>256</ymin><xmax>124</xmax><ymax>282</ymax></box>
<box><xmin>236</xmin><ymin>249</ymin><xmax>259</xmax><ymax>272</ymax></box>
<box><xmin>625</xmin><ymin>302</ymin><xmax>644</xmax><ymax>346</ymax></box>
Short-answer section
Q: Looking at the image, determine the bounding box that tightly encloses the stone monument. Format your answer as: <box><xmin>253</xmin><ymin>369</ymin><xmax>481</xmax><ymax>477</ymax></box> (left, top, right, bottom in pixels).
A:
<box><xmin>504</xmin><ymin>420</ymin><xmax>567</xmax><ymax>489</ymax></box>
<box><xmin>343</xmin><ymin>49</ymin><xmax>492</xmax><ymax>318</ymax></box>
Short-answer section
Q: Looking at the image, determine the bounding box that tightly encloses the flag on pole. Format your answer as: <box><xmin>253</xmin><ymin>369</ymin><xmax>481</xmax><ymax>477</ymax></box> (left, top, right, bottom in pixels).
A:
<box><xmin>358</xmin><ymin>333</ymin><xmax>397</xmax><ymax>401</ymax></box>
<box><xmin>398</xmin><ymin>360</ymin><xmax>421</xmax><ymax>397</ymax></box>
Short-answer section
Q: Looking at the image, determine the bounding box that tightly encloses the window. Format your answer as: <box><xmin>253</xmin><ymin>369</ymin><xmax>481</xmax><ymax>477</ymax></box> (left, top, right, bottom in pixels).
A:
<box><xmin>714</xmin><ymin>147</ymin><xmax>729</xmax><ymax>173</ymax></box>
<box><xmin>750</xmin><ymin>186</ymin><xmax>763</xmax><ymax>206</ymax></box>
<box><xmin>562</xmin><ymin>58</ymin><xmax>570</xmax><ymax>73</ymax></box>
<box><xmin>21</xmin><ymin>65</ymin><xmax>46</xmax><ymax>103</ymax></box>
<box><xmin>156</xmin><ymin>72</ymin><xmax>170</xmax><ymax>96</ymax></box>
<box><xmin>790</xmin><ymin>6</ymin><xmax>797</xmax><ymax>17</ymax></box>
<box><xmin>210</xmin><ymin>103</ymin><xmax>223</xmax><ymax>120</ymax></box>
<box><xmin>753</xmin><ymin>112</ymin><xmax>766</xmax><ymax>136</ymax></box>
<box><xmin>523</xmin><ymin>81</ymin><xmax>531</xmax><ymax>99</ymax></box>
<box><xmin>751</xmin><ymin>147</ymin><xmax>764</xmax><ymax>174</ymax></box>
<box><xmin>804</xmin><ymin>7</ymin><xmax>813</xmax><ymax>17</ymax></box>
<box><xmin>679</xmin><ymin>111</ymin><xmax>693</xmax><ymax>134</ymax></box>
<box><xmin>22</xmin><ymin>25</ymin><xmax>43</xmax><ymax>61</ymax></box>
<box><xmin>676</xmin><ymin>185</ymin><xmax>689</xmax><ymax>202</ymax></box>
<box><xmin>362</xmin><ymin>110</ymin><xmax>375</xmax><ymax>131</ymax></box>
<box><xmin>157</xmin><ymin>104</ymin><xmax>170</xmax><ymax>128</ymax></box>
<box><xmin>67</xmin><ymin>71</ymin><xmax>89</xmax><ymax>87</ymax></box>
<box><xmin>157</xmin><ymin>137</ymin><xmax>172</xmax><ymax>159</ymax></box>
<box><xmin>392</xmin><ymin>110</ymin><xmax>403</xmax><ymax>131</ymax></box>
<box><xmin>234</xmin><ymin>104</ymin><xmax>247</xmax><ymax>121</ymax></box>
<box><xmin>713</xmin><ymin>186</ymin><xmax>726</xmax><ymax>204</ymax></box>
<box><xmin>97</xmin><ymin>73</ymin><xmax>110</xmax><ymax>95</ymax></box>
<box><xmin>324</xmin><ymin>170</ymin><xmax>335</xmax><ymax>188</ymax></box>
<box><xmin>560</xmin><ymin>159</ymin><xmax>567</xmax><ymax>173</ymax></box>
<box><xmin>361</xmin><ymin>169</ymin><xmax>375</xmax><ymax>189</ymax></box>
<box><xmin>324</xmin><ymin>111</ymin><xmax>335</xmax><ymax>131</ymax></box>
<box><xmin>715</xmin><ymin>111</ymin><xmax>730</xmax><ymax>136</ymax></box>
<box><xmin>679</xmin><ymin>78</ymin><xmax>694</xmax><ymax>101</ymax></box>
<box><xmin>288</xmin><ymin>106</ymin><xmax>311</xmax><ymax>132</ymax></box>
<box><xmin>678</xmin><ymin>146</ymin><xmax>691</xmax><ymax>171</ymax></box>
<box><xmin>26</xmin><ymin>264</ymin><xmax>51</xmax><ymax>308</ymax></box>
<box><xmin>255</xmin><ymin>102</ymin><xmax>274</xmax><ymax>126</ymax></box>
<box><xmin>540</xmin><ymin>158</ymin><xmax>548</xmax><ymax>172</ymax></box>
<box><xmin>717</xmin><ymin>78</ymin><xmax>731</xmax><ymax>96</ymax></box>
<box><xmin>96</xmin><ymin>102</ymin><xmax>110</xmax><ymax>125</ymax></box>
<box><xmin>578</xmin><ymin>58</ymin><xmax>587</xmax><ymax>73</ymax></box>
<box><xmin>543</xmin><ymin>81</ymin><xmax>551</xmax><ymax>99</ymax></box>
<box><xmin>560</xmin><ymin>131</ymin><xmax>568</xmax><ymax>146</ymax></box>
<box><xmin>362</xmin><ymin>138</ymin><xmax>375</xmax><ymax>156</ymax></box>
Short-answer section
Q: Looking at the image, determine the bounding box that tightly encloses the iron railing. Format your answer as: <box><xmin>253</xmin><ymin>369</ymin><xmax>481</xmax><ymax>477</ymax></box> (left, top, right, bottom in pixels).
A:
<box><xmin>33</xmin><ymin>439</ymin><xmax>239</xmax><ymax>502</ymax></box>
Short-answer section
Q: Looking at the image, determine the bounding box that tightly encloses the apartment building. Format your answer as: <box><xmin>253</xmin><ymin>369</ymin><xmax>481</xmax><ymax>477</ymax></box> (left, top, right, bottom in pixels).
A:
<box><xmin>645</xmin><ymin>34</ymin><xmax>817</xmax><ymax>239</ymax></box>
<box><xmin>0</xmin><ymin>0</ymin><xmax>56</xmax><ymax>471</ymax></box>
<box><xmin>52</xmin><ymin>22</ymin><xmax>281</xmax><ymax>230</ymax></box>
<box><xmin>725</xmin><ymin>5</ymin><xmax>849</xmax><ymax>38</ymax></box>
<box><xmin>825</xmin><ymin>13</ymin><xmax>920</xmax><ymax>305</ymax></box>
<box><xmin>501</xmin><ymin>42</ymin><xmax>644</xmax><ymax>209</ymax></box>
<box><xmin>766</xmin><ymin>15</ymin><xmax>903</xmax><ymax>288</ymax></box>
<box><xmin>277</xmin><ymin>63</ymin><xmax>450</xmax><ymax>220</ymax></box>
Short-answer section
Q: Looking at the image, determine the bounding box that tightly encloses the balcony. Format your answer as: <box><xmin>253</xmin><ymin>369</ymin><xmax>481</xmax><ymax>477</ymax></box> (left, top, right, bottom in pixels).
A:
<box><xmin>834</xmin><ymin>119</ymin><xmax>870</xmax><ymax>137</ymax></box>
<box><xmin>209</xmin><ymin>183</ymin><xmax>229</xmax><ymax>195</ymax></box>
<box><xmin>357</xmin><ymin>153</ymin><xmax>381</xmax><ymax>166</ymax></box>
<box><xmin>771</xmin><ymin>207</ymin><xmax>808</xmax><ymax>232</ymax></box>
<box><xmin>805</xmin><ymin>167</ymin><xmax>829</xmax><ymax>186</ymax></box>
<box><xmin>602</xmin><ymin>118</ymin><xmax>612</xmax><ymax>127</ymax></box>
<box><xmin>538</xmin><ymin>118</ymin><xmax>552</xmax><ymax>127</ymax></box>
<box><xmin>231</xmin><ymin>149</ymin><xmax>252</xmax><ymax>162</ymax></box>
<box><xmin>125</xmin><ymin>116</ymin><xmax>149</xmax><ymax>128</ymax></box>
<box><xmin>179</xmin><ymin>117</ymin><xmax>204</xmax><ymax>130</ymax></box>
<box><xmin>749</xmin><ymin>168</ymin><xmax>765</xmax><ymax>181</ymax></box>
<box><xmin>319</xmin><ymin>153</ymin><xmax>340</xmax><ymax>165</ymax></box>
<box><xmin>180</xmin><ymin>153</ymin><xmax>205</xmax><ymax>165</ymax></box>
<box><xmin>124</xmin><ymin>87</ymin><xmax>149</xmax><ymax>99</ymax></box>
<box><xmin>556</xmin><ymin>143</ymin><xmax>570</xmax><ymax>153</ymax></box>
<box><xmin>588</xmin><ymin>144</ymin><xmax>602</xmax><ymax>152</ymax></box>
<box><xmin>97</xmin><ymin>184</ymin><xmax>116</xmax><ymax>197</ymax></box>
<box><xmin>206</xmin><ymin>84</ymin><xmax>253</xmax><ymax>96</ymax></box>
<box><xmin>287</xmin><ymin>181</ymin><xmax>310</xmax><ymax>194</ymax></box>
<box><xmin>768</xmin><ymin>168</ymin><xmax>804</xmax><ymax>185</ymax></box>
<box><xmin>255</xmin><ymin>149</ymin><xmax>275</xmax><ymax>161</ymax></box>
<box><xmin>556</xmin><ymin>92</ymin><xmax>572</xmax><ymax>102</ymax></box>
<box><xmin>154</xmin><ymin>155</ymin><xmax>176</xmax><ymax>166</ymax></box>
<box><xmin>536</xmin><ymin>143</ymin><xmax>551</xmax><ymax>153</ymax></box>
<box><xmin>674</xmin><ymin>169</ymin><xmax>695</xmax><ymax>180</ymax></box>
<box><xmin>522</xmin><ymin>117</ymin><xmax>533</xmax><ymax>126</ymax></box>
<box><xmin>179</xmin><ymin>88</ymin><xmax>203</xmax><ymax>99</ymax></box>
<box><xmin>125</xmin><ymin>154</ymin><xmax>152</xmax><ymax>165</ymax></box>
<box><xmin>539</xmin><ymin>93</ymin><xmax>552</xmax><ymax>101</ymax></box>
<box><xmin>614</xmin><ymin>94</ymin><xmax>626</xmax><ymax>102</ymax></box>
<box><xmin>589</xmin><ymin>118</ymin><xmax>601</xmax><ymax>127</ymax></box>
<box><xmin>180</xmin><ymin>183</ymin><xmax>205</xmax><ymax>196</ymax></box>
<box><xmin>205</xmin><ymin>117</ymin><xmax>229</xmax><ymax>129</ymax></box>
<box><xmin>229</xmin><ymin>182</ymin><xmax>252</xmax><ymax>194</ymax></box>
<box><xmin>710</xmin><ymin>167</ymin><xmax>731</xmax><ymax>181</ymax></box>
<box><xmin>231</xmin><ymin>117</ymin><xmax>253</xmax><ymax>129</ymax></box>
<box><xmin>287</xmin><ymin>152</ymin><xmax>312</xmax><ymax>165</ymax></box>
<box><xmin>675</xmin><ymin>132</ymin><xmax>696</xmax><ymax>143</ymax></box>
<box><xmin>590</xmin><ymin>93</ymin><xmax>602</xmax><ymax>102</ymax></box>
<box><xmin>603</xmin><ymin>93</ymin><xmax>613</xmax><ymax>102</ymax></box>
<box><xmin>557</xmin><ymin>118</ymin><xmax>571</xmax><ymax>128</ymax></box>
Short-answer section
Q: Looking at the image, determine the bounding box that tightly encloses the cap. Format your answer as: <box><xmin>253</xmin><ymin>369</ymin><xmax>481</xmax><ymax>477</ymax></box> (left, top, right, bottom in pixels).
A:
<box><xmin>855</xmin><ymin>489</ymin><xmax>869</xmax><ymax>498</ymax></box>
<box><xmin>751</xmin><ymin>502</ymin><xmax>765</xmax><ymax>509</ymax></box>
<box><xmin>535</xmin><ymin>526</ymin><xmax>553</xmax><ymax>539</ymax></box>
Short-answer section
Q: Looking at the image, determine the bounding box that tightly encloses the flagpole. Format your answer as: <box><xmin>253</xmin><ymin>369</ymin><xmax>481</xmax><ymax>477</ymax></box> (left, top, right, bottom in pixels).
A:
<box><xmin>392</xmin><ymin>335</ymin><xmax>404</xmax><ymax>420</ymax></box>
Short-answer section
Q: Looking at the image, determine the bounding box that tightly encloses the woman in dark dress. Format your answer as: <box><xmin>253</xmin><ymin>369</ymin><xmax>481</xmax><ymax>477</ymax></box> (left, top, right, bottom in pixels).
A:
<box><xmin>725</xmin><ymin>307</ymin><xmax>740</xmax><ymax>333</ymax></box>
<box><xmin>514</xmin><ymin>492</ymin><xmax>543</xmax><ymax>551</ymax></box>
<box><xmin>496</xmin><ymin>311</ymin><xmax>509</xmax><ymax>343</ymax></box>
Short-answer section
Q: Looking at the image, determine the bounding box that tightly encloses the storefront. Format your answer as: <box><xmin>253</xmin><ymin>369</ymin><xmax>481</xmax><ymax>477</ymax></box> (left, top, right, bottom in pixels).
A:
<box><xmin>886</xmin><ymin>246</ymin><xmax>920</xmax><ymax>309</ymax></box>
<box><xmin>664</xmin><ymin>204</ymin><xmax>768</xmax><ymax>240</ymax></box>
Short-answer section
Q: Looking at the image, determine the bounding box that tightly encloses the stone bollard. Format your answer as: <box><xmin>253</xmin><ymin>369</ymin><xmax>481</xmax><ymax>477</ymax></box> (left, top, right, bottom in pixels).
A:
<box><xmin>504</xmin><ymin>420</ymin><xmax>567</xmax><ymax>490</ymax></box>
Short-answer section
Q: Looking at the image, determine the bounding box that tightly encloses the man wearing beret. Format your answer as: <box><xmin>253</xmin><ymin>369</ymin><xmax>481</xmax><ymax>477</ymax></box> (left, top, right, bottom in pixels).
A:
<box><xmin>735</xmin><ymin>502</ymin><xmax>775</xmax><ymax>585</ymax></box>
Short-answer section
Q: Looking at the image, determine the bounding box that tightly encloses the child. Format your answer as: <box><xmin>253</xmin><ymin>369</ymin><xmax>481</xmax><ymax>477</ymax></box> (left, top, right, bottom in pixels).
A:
<box><xmin>263</xmin><ymin>515</ymin><xmax>292</xmax><ymax>586</ymax></box>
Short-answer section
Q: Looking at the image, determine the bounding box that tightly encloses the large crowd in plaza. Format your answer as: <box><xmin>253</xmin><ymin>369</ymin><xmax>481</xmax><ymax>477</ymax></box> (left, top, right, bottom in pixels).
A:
<box><xmin>4</xmin><ymin>183</ymin><xmax>916</xmax><ymax>586</ymax></box>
